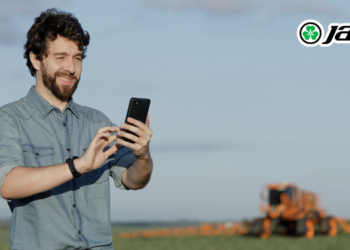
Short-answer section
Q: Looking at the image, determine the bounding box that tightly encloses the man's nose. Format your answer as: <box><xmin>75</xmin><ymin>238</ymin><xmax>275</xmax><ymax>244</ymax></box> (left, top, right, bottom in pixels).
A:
<box><xmin>64</xmin><ymin>58</ymin><xmax>75</xmax><ymax>74</ymax></box>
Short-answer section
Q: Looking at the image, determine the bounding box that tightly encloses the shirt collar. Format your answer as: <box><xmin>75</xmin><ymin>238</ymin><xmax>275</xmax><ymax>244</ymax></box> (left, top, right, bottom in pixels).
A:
<box><xmin>27</xmin><ymin>86</ymin><xmax>80</xmax><ymax>119</ymax></box>
<box><xmin>65</xmin><ymin>99</ymin><xmax>80</xmax><ymax>119</ymax></box>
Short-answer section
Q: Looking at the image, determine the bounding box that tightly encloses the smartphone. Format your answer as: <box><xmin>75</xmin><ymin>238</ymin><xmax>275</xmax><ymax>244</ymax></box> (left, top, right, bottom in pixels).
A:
<box><xmin>121</xmin><ymin>97</ymin><xmax>151</xmax><ymax>143</ymax></box>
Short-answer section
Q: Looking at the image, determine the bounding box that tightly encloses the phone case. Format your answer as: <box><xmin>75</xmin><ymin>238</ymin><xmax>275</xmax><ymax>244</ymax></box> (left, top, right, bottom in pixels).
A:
<box><xmin>121</xmin><ymin>97</ymin><xmax>151</xmax><ymax>143</ymax></box>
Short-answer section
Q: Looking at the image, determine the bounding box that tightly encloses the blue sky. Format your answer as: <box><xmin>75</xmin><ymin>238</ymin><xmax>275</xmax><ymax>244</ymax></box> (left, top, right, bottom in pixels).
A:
<box><xmin>1</xmin><ymin>0</ymin><xmax>350</xmax><ymax>222</ymax></box>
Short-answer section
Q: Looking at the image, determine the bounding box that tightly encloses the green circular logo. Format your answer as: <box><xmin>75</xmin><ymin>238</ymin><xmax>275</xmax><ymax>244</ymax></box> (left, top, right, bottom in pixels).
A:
<box><xmin>297</xmin><ymin>20</ymin><xmax>324</xmax><ymax>47</ymax></box>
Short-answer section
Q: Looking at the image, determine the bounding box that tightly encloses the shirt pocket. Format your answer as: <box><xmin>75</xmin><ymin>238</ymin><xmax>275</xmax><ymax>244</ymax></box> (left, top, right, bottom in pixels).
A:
<box><xmin>22</xmin><ymin>144</ymin><xmax>54</xmax><ymax>167</ymax></box>
<box><xmin>82</xmin><ymin>148</ymin><xmax>110</xmax><ymax>184</ymax></box>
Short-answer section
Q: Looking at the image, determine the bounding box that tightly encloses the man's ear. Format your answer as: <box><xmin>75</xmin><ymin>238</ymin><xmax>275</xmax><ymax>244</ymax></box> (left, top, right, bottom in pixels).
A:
<box><xmin>29</xmin><ymin>51</ymin><xmax>40</xmax><ymax>71</ymax></box>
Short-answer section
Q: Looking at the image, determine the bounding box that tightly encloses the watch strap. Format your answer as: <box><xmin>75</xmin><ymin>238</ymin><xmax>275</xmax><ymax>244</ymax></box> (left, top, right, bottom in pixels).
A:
<box><xmin>66</xmin><ymin>156</ymin><xmax>81</xmax><ymax>178</ymax></box>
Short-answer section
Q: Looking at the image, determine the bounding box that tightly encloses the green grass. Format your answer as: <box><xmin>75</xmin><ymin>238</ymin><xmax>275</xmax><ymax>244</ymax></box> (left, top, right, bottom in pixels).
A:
<box><xmin>0</xmin><ymin>229</ymin><xmax>9</xmax><ymax>250</ymax></box>
<box><xmin>113</xmin><ymin>233</ymin><xmax>350</xmax><ymax>250</ymax></box>
<box><xmin>0</xmin><ymin>228</ymin><xmax>349</xmax><ymax>250</ymax></box>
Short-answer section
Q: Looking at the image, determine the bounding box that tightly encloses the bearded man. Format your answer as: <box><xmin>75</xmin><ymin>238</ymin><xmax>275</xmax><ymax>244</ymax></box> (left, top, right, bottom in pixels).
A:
<box><xmin>0</xmin><ymin>8</ymin><xmax>153</xmax><ymax>250</ymax></box>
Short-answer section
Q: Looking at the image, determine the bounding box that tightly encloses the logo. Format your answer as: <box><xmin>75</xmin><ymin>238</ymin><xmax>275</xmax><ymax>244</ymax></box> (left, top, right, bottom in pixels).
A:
<box><xmin>297</xmin><ymin>20</ymin><xmax>350</xmax><ymax>47</ymax></box>
<box><xmin>297</xmin><ymin>20</ymin><xmax>323</xmax><ymax>47</ymax></box>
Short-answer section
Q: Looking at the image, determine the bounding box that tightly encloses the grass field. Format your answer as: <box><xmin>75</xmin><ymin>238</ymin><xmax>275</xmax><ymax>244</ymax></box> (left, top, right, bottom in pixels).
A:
<box><xmin>0</xmin><ymin>228</ymin><xmax>349</xmax><ymax>249</ymax></box>
<box><xmin>114</xmin><ymin>233</ymin><xmax>350</xmax><ymax>250</ymax></box>
<box><xmin>0</xmin><ymin>229</ymin><xmax>9</xmax><ymax>250</ymax></box>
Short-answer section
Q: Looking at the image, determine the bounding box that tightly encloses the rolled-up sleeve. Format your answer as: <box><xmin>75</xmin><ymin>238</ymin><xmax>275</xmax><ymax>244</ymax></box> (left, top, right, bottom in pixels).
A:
<box><xmin>0</xmin><ymin>111</ymin><xmax>23</xmax><ymax>201</ymax></box>
<box><xmin>108</xmin><ymin>122</ymin><xmax>136</xmax><ymax>190</ymax></box>
<box><xmin>109</xmin><ymin>146</ymin><xmax>135</xmax><ymax>190</ymax></box>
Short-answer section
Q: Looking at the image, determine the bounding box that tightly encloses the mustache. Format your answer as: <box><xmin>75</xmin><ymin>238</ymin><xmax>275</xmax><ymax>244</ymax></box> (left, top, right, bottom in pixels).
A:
<box><xmin>54</xmin><ymin>71</ymin><xmax>78</xmax><ymax>81</ymax></box>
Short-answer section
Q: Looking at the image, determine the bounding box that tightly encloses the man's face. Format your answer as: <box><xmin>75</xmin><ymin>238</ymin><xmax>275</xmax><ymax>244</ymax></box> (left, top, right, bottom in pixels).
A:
<box><xmin>40</xmin><ymin>35</ymin><xmax>83</xmax><ymax>101</ymax></box>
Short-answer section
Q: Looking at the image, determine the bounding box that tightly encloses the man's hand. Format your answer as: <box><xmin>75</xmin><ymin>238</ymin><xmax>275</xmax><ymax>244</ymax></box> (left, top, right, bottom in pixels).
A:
<box><xmin>75</xmin><ymin>126</ymin><xmax>119</xmax><ymax>174</ymax></box>
<box><xmin>116</xmin><ymin>115</ymin><xmax>153</xmax><ymax>160</ymax></box>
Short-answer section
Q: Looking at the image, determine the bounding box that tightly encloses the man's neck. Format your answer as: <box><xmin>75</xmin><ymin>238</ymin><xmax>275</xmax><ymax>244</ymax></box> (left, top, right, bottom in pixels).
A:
<box><xmin>35</xmin><ymin>83</ymin><xmax>68</xmax><ymax>112</ymax></box>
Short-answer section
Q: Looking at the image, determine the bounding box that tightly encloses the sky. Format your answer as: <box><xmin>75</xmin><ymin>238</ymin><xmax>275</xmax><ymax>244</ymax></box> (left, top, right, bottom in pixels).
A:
<box><xmin>0</xmin><ymin>0</ymin><xmax>350</xmax><ymax>222</ymax></box>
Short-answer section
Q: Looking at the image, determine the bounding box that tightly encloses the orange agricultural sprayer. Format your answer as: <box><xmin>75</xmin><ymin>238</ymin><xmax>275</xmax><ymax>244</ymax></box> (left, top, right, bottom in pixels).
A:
<box><xmin>118</xmin><ymin>182</ymin><xmax>350</xmax><ymax>239</ymax></box>
<box><xmin>250</xmin><ymin>183</ymin><xmax>350</xmax><ymax>239</ymax></box>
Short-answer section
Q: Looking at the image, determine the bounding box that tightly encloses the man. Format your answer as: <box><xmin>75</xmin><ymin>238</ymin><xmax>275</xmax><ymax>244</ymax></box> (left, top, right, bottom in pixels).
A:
<box><xmin>0</xmin><ymin>8</ymin><xmax>153</xmax><ymax>250</ymax></box>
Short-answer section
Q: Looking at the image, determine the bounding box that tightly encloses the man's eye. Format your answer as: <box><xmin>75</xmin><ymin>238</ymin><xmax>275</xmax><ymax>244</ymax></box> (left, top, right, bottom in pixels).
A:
<box><xmin>76</xmin><ymin>57</ymin><xmax>82</xmax><ymax>61</ymax></box>
<box><xmin>56</xmin><ymin>57</ymin><xmax>63</xmax><ymax>59</ymax></box>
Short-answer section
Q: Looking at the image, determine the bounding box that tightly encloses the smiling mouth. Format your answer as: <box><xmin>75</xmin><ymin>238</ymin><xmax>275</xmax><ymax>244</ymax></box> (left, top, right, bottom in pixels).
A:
<box><xmin>58</xmin><ymin>77</ymin><xmax>73</xmax><ymax>82</ymax></box>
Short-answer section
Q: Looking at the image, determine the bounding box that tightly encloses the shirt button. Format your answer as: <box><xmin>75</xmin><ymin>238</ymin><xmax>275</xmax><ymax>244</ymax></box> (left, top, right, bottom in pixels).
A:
<box><xmin>63</xmin><ymin>113</ymin><xmax>65</xmax><ymax>116</ymax></box>
<box><xmin>67</xmin><ymin>148</ymin><xmax>70</xmax><ymax>152</ymax></box>
<box><xmin>63</xmin><ymin>123</ymin><xmax>66</xmax><ymax>126</ymax></box>
<box><xmin>73</xmin><ymin>204</ymin><xmax>76</xmax><ymax>208</ymax></box>
<box><xmin>35</xmin><ymin>153</ymin><xmax>39</xmax><ymax>156</ymax></box>
<box><xmin>78</xmin><ymin>231</ymin><xmax>81</xmax><ymax>234</ymax></box>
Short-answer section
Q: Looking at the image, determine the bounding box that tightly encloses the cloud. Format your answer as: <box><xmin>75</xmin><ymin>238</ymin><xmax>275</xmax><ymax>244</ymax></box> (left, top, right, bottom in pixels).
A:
<box><xmin>141</xmin><ymin>0</ymin><xmax>253</xmax><ymax>15</ymax></box>
<box><xmin>0</xmin><ymin>0</ymin><xmax>71</xmax><ymax>45</ymax></box>
<box><xmin>151</xmin><ymin>141</ymin><xmax>242</xmax><ymax>152</ymax></box>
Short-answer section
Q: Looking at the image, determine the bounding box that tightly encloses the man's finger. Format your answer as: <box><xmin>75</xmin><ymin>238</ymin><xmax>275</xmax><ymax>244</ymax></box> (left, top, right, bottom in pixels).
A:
<box><xmin>116</xmin><ymin>138</ymin><xmax>138</xmax><ymax>150</ymax></box>
<box><xmin>121</xmin><ymin>122</ymin><xmax>152</xmax><ymax>137</ymax></box>
<box><xmin>131</xmin><ymin>116</ymin><xmax>152</xmax><ymax>136</ymax></box>
<box><xmin>98</xmin><ymin>126</ymin><xmax>118</xmax><ymax>134</ymax></box>
<box><xmin>104</xmin><ymin>143</ymin><xmax>119</xmax><ymax>157</ymax></box>
<box><xmin>120</xmin><ymin>124</ymin><xmax>141</xmax><ymax>136</ymax></box>
<box><xmin>93</xmin><ymin>133</ymin><xmax>116</xmax><ymax>147</ymax></box>
<box><xmin>126</xmin><ymin>117</ymin><xmax>151</xmax><ymax>131</ymax></box>
<box><xmin>145</xmin><ymin>114</ymin><xmax>150</xmax><ymax>127</ymax></box>
<box><xmin>105</xmin><ymin>134</ymin><xmax>118</xmax><ymax>144</ymax></box>
<box><xmin>97</xmin><ymin>132</ymin><xmax>111</xmax><ymax>139</ymax></box>
<box><xmin>117</xmin><ymin>131</ymin><xmax>140</xmax><ymax>144</ymax></box>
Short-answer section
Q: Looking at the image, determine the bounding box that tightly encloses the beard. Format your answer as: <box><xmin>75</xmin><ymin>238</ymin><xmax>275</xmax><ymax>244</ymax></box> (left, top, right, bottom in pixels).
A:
<box><xmin>40</xmin><ymin>63</ymin><xmax>80</xmax><ymax>102</ymax></box>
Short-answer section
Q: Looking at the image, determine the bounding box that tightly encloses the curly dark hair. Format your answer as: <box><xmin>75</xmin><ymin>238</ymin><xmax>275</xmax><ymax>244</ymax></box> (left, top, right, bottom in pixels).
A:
<box><xmin>24</xmin><ymin>8</ymin><xmax>90</xmax><ymax>76</ymax></box>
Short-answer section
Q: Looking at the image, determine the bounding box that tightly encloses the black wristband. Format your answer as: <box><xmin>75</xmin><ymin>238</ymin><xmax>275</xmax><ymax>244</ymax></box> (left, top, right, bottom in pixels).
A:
<box><xmin>66</xmin><ymin>156</ymin><xmax>81</xmax><ymax>179</ymax></box>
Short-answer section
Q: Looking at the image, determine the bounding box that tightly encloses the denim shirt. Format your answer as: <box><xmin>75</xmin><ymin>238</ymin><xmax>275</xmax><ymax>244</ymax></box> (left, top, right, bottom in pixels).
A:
<box><xmin>0</xmin><ymin>86</ymin><xmax>136</xmax><ymax>250</ymax></box>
